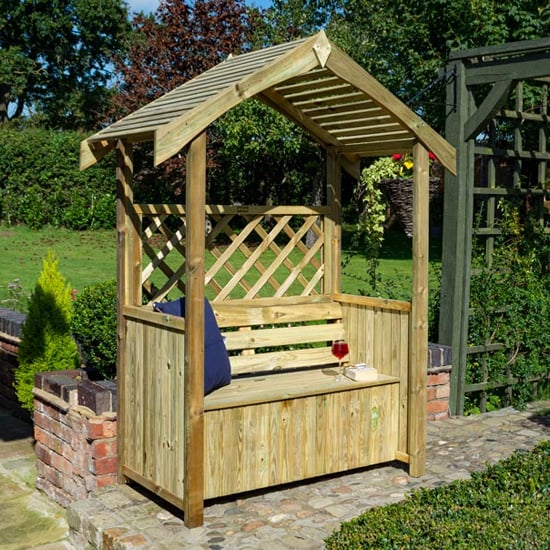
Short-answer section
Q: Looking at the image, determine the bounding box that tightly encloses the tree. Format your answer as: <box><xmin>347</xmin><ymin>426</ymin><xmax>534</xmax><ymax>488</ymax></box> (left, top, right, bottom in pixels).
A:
<box><xmin>264</xmin><ymin>0</ymin><xmax>550</xmax><ymax>133</ymax></box>
<box><xmin>0</xmin><ymin>0</ymin><xmax>131</xmax><ymax>129</ymax></box>
<box><xmin>111</xmin><ymin>0</ymin><xmax>255</xmax><ymax>117</ymax></box>
<box><xmin>110</xmin><ymin>0</ymin><xmax>259</xmax><ymax>200</ymax></box>
<box><xmin>15</xmin><ymin>250</ymin><xmax>80</xmax><ymax>412</ymax></box>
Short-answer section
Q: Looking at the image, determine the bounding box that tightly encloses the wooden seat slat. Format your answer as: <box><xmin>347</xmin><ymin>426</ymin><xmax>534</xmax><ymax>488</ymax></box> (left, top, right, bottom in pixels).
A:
<box><xmin>213</xmin><ymin>299</ymin><xmax>342</xmax><ymax>328</ymax></box>
<box><xmin>204</xmin><ymin>369</ymin><xmax>400</xmax><ymax>410</ymax></box>
<box><xmin>228</xmin><ymin>345</ymin><xmax>339</xmax><ymax>375</ymax></box>
<box><xmin>222</xmin><ymin>322</ymin><xmax>344</xmax><ymax>350</ymax></box>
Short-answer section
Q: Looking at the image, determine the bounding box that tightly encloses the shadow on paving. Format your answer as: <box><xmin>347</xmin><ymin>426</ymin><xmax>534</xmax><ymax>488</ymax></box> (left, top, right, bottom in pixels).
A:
<box><xmin>0</xmin><ymin>407</ymin><xmax>72</xmax><ymax>550</ymax></box>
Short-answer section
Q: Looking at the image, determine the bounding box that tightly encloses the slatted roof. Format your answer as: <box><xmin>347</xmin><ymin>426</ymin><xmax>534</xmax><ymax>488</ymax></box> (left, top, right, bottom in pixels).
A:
<box><xmin>81</xmin><ymin>31</ymin><xmax>456</xmax><ymax>174</ymax></box>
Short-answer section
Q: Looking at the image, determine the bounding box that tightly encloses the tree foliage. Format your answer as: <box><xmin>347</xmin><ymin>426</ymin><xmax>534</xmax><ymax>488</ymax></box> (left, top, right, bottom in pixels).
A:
<box><xmin>0</xmin><ymin>0</ymin><xmax>131</xmax><ymax>129</ymax></box>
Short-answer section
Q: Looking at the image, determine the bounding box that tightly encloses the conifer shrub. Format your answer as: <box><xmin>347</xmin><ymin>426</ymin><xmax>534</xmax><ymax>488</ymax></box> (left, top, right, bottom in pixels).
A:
<box><xmin>15</xmin><ymin>250</ymin><xmax>80</xmax><ymax>411</ymax></box>
<box><xmin>71</xmin><ymin>279</ymin><xmax>117</xmax><ymax>380</ymax></box>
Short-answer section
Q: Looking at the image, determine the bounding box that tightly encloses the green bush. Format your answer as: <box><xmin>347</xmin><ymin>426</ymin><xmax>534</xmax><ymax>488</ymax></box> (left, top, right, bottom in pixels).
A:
<box><xmin>71</xmin><ymin>279</ymin><xmax>117</xmax><ymax>380</ymax></box>
<box><xmin>466</xmin><ymin>202</ymin><xmax>550</xmax><ymax>411</ymax></box>
<box><xmin>0</xmin><ymin>126</ymin><xmax>116</xmax><ymax>230</ymax></box>
<box><xmin>325</xmin><ymin>440</ymin><xmax>550</xmax><ymax>549</ymax></box>
<box><xmin>15</xmin><ymin>250</ymin><xmax>80</xmax><ymax>411</ymax></box>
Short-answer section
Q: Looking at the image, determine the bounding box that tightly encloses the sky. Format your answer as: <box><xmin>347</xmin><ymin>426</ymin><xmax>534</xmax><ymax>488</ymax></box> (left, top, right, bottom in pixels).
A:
<box><xmin>126</xmin><ymin>0</ymin><xmax>269</xmax><ymax>15</ymax></box>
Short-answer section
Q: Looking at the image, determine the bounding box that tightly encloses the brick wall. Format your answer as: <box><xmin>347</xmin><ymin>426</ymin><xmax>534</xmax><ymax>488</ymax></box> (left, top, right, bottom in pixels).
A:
<box><xmin>33</xmin><ymin>370</ymin><xmax>117</xmax><ymax>508</ymax></box>
<box><xmin>427</xmin><ymin>343</ymin><xmax>452</xmax><ymax>421</ymax></box>
<box><xmin>0</xmin><ymin>306</ymin><xmax>25</xmax><ymax>415</ymax></box>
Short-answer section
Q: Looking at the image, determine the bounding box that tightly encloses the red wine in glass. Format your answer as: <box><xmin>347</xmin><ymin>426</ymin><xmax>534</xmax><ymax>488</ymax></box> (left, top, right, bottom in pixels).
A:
<box><xmin>331</xmin><ymin>339</ymin><xmax>349</xmax><ymax>380</ymax></box>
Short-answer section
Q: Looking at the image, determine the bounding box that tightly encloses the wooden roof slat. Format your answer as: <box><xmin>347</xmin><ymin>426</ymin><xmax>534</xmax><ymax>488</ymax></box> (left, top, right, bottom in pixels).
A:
<box><xmin>81</xmin><ymin>30</ymin><xmax>455</xmax><ymax>173</ymax></box>
<box><xmin>319</xmin><ymin>114</ymin><xmax>394</xmax><ymax>129</ymax></box>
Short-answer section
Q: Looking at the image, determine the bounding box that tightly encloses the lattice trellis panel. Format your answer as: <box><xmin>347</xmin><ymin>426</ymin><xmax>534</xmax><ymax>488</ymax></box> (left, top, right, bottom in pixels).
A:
<box><xmin>136</xmin><ymin>204</ymin><xmax>329</xmax><ymax>302</ymax></box>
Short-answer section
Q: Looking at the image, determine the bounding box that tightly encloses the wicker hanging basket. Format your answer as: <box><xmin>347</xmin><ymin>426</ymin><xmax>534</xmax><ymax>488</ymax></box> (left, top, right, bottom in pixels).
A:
<box><xmin>379</xmin><ymin>177</ymin><xmax>443</xmax><ymax>237</ymax></box>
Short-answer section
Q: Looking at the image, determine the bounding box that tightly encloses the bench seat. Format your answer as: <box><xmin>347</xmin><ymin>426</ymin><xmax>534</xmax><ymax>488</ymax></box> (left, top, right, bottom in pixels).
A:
<box><xmin>204</xmin><ymin>368</ymin><xmax>400</xmax><ymax>410</ymax></box>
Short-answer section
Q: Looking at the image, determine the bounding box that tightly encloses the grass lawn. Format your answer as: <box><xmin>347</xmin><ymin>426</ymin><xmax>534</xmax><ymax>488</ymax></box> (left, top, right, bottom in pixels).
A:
<box><xmin>0</xmin><ymin>224</ymin><xmax>443</xmax><ymax>308</ymax></box>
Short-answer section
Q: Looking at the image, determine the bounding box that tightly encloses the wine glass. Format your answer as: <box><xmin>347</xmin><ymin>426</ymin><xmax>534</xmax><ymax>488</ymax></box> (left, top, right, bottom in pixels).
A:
<box><xmin>331</xmin><ymin>339</ymin><xmax>349</xmax><ymax>381</ymax></box>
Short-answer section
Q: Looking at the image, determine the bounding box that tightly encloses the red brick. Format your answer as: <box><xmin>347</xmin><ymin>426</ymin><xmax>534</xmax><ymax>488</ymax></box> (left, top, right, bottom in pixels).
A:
<box><xmin>428</xmin><ymin>410</ymin><xmax>449</xmax><ymax>421</ymax></box>
<box><xmin>426</xmin><ymin>387</ymin><xmax>437</xmax><ymax>402</ymax></box>
<box><xmin>92</xmin><ymin>439</ymin><xmax>117</xmax><ymax>459</ymax></box>
<box><xmin>34</xmin><ymin>426</ymin><xmax>49</xmax><ymax>446</ymax></box>
<box><xmin>86</xmin><ymin>418</ymin><xmax>117</xmax><ymax>440</ymax></box>
<box><xmin>40</xmin><ymin>462</ymin><xmax>64</xmax><ymax>489</ymax></box>
<box><xmin>51</xmin><ymin>451</ymin><xmax>73</xmax><ymax>476</ymax></box>
<box><xmin>427</xmin><ymin>372</ymin><xmax>449</xmax><ymax>386</ymax></box>
<box><xmin>92</xmin><ymin>456</ymin><xmax>118</xmax><ymax>476</ymax></box>
<box><xmin>435</xmin><ymin>385</ymin><xmax>450</xmax><ymax>399</ymax></box>
<box><xmin>427</xmin><ymin>399</ymin><xmax>449</xmax><ymax>414</ymax></box>
<box><xmin>94</xmin><ymin>474</ymin><xmax>117</xmax><ymax>489</ymax></box>
<box><xmin>35</xmin><ymin>441</ymin><xmax>52</xmax><ymax>466</ymax></box>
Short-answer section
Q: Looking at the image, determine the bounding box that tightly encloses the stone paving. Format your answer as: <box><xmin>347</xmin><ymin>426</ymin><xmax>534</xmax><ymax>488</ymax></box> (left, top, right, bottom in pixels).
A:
<box><xmin>1</xmin><ymin>401</ymin><xmax>548</xmax><ymax>549</ymax></box>
<box><xmin>66</xmin><ymin>400</ymin><xmax>550</xmax><ymax>549</ymax></box>
<box><xmin>0</xmin><ymin>407</ymin><xmax>73</xmax><ymax>550</ymax></box>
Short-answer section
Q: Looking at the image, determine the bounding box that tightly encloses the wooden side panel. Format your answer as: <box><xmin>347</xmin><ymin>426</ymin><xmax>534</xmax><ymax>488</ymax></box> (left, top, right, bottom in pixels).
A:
<box><xmin>337</xmin><ymin>295</ymin><xmax>410</xmax><ymax>459</ymax></box>
<box><xmin>122</xmin><ymin>316</ymin><xmax>185</xmax><ymax>506</ymax></box>
<box><xmin>204</xmin><ymin>383</ymin><xmax>399</xmax><ymax>499</ymax></box>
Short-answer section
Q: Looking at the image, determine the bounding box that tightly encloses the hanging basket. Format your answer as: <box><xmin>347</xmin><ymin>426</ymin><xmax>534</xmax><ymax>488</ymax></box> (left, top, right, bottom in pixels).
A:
<box><xmin>379</xmin><ymin>177</ymin><xmax>443</xmax><ymax>237</ymax></box>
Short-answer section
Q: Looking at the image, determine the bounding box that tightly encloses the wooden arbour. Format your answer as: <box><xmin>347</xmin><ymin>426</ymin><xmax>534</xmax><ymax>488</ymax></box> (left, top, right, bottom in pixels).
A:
<box><xmin>440</xmin><ymin>38</ymin><xmax>550</xmax><ymax>415</ymax></box>
<box><xmin>81</xmin><ymin>31</ymin><xmax>456</xmax><ymax>527</ymax></box>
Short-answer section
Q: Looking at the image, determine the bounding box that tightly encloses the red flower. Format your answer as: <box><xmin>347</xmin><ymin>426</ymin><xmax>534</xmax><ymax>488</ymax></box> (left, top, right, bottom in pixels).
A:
<box><xmin>429</xmin><ymin>152</ymin><xmax>437</xmax><ymax>161</ymax></box>
<box><xmin>392</xmin><ymin>153</ymin><xmax>403</xmax><ymax>161</ymax></box>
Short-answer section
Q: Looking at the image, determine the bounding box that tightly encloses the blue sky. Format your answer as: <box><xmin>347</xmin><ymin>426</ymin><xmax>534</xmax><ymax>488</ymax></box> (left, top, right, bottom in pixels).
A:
<box><xmin>127</xmin><ymin>0</ymin><xmax>270</xmax><ymax>15</ymax></box>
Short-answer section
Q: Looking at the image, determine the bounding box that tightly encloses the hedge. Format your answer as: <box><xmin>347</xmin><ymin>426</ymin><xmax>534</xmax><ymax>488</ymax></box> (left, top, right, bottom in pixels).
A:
<box><xmin>0</xmin><ymin>126</ymin><xmax>116</xmax><ymax>230</ymax></box>
<box><xmin>325</xmin><ymin>440</ymin><xmax>550</xmax><ymax>549</ymax></box>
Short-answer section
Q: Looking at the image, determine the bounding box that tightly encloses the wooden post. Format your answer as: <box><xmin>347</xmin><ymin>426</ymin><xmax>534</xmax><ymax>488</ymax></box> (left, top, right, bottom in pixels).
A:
<box><xmin>439</xmin><ymin>58</ymin><xmax>475</xmax><ymax>415</ymax></box>
<box><xmin>183</xmin><ymin>132</ymin><xmax>206</xmax><ymax>527</ymax></box>
<box><xmin>409</xmin><ymin>142</ymin><xmax>428</xmax><ymax>477</ymax></box>
<box><xmin>325</xmin><ymin>150</ymin><xmax>341</xmax><ymax>295</ymax></box>
<box><xmin>115</xmin><ymin>139</ymin><xmax>137</xmax><ymax>483</ymax></box>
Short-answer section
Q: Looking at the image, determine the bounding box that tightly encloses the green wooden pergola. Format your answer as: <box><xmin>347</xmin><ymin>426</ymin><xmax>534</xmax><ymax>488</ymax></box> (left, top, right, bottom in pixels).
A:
<box><xmin>440</xmin><ymin>37</ymin><xmax>550</xmax><ymax>415</ymax></box>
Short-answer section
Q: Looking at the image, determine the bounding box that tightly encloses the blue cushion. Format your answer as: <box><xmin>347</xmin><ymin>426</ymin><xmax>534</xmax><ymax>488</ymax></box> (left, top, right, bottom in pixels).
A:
<box><xmin>153</xmin><ymin>298</ymin><xmax>231</xmax><ymax>395</ymax></box>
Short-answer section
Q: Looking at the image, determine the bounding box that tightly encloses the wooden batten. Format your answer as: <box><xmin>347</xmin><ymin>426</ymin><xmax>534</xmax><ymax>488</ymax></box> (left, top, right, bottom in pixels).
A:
<box><xmin>409</xmin><ymin>142</ymin><xmax>429</xmax><ymax>476</ymax></box>
<box><xmin>115</xmin><ymin>140</ymin><xmax>133</xmax><ymax>484</ymax></box>
<box><xmin>325</xmin><ymin>151</ymin><xmax>341</xmax><ymax>294</ymax></box>
<box><xmin>183</xmin><ymin>132</ymin><xmax>207</xmax><ymax>528</ymax></box>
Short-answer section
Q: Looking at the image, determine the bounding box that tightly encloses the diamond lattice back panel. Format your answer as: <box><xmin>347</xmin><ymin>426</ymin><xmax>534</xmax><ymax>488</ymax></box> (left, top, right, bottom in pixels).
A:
<box><xmin>136</xmin><ymin>204</ymin><xmax>329</xmax><ymax>302</ymax></box>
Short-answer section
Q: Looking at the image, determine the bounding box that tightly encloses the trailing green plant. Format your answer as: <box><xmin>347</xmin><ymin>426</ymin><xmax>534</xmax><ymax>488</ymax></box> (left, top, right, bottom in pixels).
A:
<box><xmin>466</xmin><ymin>200</ymin><xmax>550</xmax><ymax>411</ymax></box>
<box><xmin>71</xmin><ymin>279</ymin><xmax>117</xmax><ymax>380</ymax></box>
<box><xmin>325</xmin><ymin>440</ymin><xmax>550</xmax><ymax>549</ymax></box>
<box><xmin>15</xmin><ymin>250</ymin><xmax>80</xmax><ymax>411</ymax></box>
<box><xmin>350</xmin><ymin>157</ymin><xmax>396</xmax><ymax>293</ymax></box>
